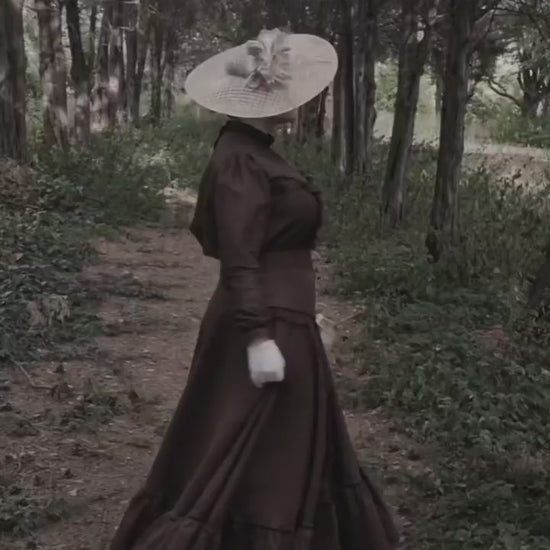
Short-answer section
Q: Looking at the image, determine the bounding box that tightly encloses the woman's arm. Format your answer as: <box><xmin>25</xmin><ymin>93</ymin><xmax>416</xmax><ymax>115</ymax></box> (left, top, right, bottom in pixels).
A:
<box><xmin>213</xmin><ymin>153</ymin><xmax>271</xmax><ymax>344</ymax></box>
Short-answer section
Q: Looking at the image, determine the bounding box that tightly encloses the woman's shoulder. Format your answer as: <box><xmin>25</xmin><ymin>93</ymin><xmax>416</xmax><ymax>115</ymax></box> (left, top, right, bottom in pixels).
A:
<box><xmin>210</xmin><ymin>134</ymin><xmax>308</xmax><ymax>185</ymax></box>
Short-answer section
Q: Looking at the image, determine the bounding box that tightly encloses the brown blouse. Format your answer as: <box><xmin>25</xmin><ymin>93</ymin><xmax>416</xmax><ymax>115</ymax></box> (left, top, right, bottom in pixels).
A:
<box><xmin>190</xmin><ymin>120</ymin><xmax>322</xmax><ymax>343</ymax></box>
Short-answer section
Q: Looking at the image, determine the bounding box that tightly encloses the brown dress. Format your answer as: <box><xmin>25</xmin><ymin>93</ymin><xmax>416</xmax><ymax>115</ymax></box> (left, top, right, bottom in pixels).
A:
<box><xmin>109</xmin><ymin>120</ymin><xmax>399</xmax><ymax>550</ymax></box>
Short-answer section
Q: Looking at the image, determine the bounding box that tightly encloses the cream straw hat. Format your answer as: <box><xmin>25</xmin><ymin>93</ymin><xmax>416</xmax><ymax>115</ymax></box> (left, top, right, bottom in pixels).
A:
<box><xmin>184</xmin><ymin>29</ymin><xmax>338</xmax><ymax>119</ymax></box>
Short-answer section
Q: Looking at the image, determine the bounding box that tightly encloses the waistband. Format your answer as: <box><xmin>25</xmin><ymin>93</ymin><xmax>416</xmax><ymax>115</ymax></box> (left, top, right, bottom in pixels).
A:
<box><xmin>219</xmin><ymin>249</ymin><xmax>316</xmax><ymax>317</ymax></box>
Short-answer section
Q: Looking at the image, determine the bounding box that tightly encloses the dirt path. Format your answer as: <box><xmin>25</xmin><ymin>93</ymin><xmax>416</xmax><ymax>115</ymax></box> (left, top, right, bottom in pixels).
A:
<box><xmin>1</xmin><ymin>228</ymin><xmax>419</xmax><ymax>549</ymax></box>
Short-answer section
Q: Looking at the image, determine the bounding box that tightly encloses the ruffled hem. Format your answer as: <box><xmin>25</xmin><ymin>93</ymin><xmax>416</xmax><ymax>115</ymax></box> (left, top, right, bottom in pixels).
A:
<box><xmin>111</xmin><ymin>474</ymin><xmax>398</xmax><ymax>550</ymax></box>
<box><xmin>131</xmin><ymin>514</ymin><xmax>220</xmax><ymax>550</ymax></box>
<box><xmin>332</xmin><ymin>471</ymin><xmax>400</xmax><ymax>549</ymax></box>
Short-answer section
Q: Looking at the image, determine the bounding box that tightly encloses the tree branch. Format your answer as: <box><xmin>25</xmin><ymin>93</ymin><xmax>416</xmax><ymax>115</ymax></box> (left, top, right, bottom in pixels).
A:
<box><xmin>487</xmin><ymin>77</ymin><xmax>524</xmax><ymax>108</ymax></box>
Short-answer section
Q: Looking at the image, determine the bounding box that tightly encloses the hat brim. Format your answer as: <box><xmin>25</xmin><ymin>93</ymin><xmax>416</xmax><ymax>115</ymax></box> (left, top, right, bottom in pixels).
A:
<box><xmin>184</xmin><ymin>34</ymin><xmax>338</xmax><ymax>119</ymax></box>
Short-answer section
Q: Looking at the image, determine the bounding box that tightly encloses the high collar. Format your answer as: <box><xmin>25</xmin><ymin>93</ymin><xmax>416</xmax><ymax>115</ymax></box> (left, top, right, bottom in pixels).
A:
<box><xmin>217</xmin><ymin>119</ymin><xmax>275</xmax><ymax>148</ymax></box>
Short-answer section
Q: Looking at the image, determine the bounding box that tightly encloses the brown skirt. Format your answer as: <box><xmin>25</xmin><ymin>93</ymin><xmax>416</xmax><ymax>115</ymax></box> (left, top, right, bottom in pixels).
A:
<box><xmin>109</xmin><ymin>296</ymin><xmax>399</xmax><ymax>550</ymax></box>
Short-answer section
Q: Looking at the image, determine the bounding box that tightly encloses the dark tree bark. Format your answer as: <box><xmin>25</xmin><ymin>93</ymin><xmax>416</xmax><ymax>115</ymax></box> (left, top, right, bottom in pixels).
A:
<box><xmin>93</xmin><ymin>4</ymin><xmax>113</xmax><ymax>131</ymax></box>
<box><xmin>316</xmin><ymin>87</ymin><xmax>329</xmax><ymax>140</ymax></box>
<box><xmin>431</xmin><ymin>40</ymin><xmax>445</xmax><ymax>115</ymax></box>
<box><xmin>109</xmin><ymin>0</ymin><xmax>126</xmax><ymax>125</ymax></box>
<box><xmin>162</xmin><ymin>25</ymin><xmax>177</xmax><ymax>119</ymax></box>
<box><xmin>0</xmin><ymin>0</ymin><xmax>27</xmax><ymax>162</ymax></box>
<box><xmin>518</xmin><ymin>66</ymin><xmax>546</xmax><ymax>118</ymax></box>
<box><xmin>129</xmin><ymin>0</ymin><xmax>151</xmax><ymax>124</ymax></box>
<box><xmin>435</xmin><ymin>74</ymin><xmax>443</xmax><ymax>115</ymax></box>
<box><xmin>382</xmin><ymin>0</ymin><xmax>438</xmax><ymax>228</ymax></box>
<box><xmin>125</xmin><ymin>0</ymin><xmax>139</xmax><ymax>123</ymax></box>
<box><xmin>87</xmin><ymin>4</ymin><xmax>97</xmax><ymax>81</ymax></box>
<box><xmin>426</xmin><ymin>0</ymin><xmax>477</xmax><ymax>262</ymax></box>
<box><xmin>340</xmin><ymin>0</ymin><xmax>355</xmax><ymax>174</ymax></box>
<box><xmin>355</xmin><ymin>0</ymin><xmax>379</xmax><ymax>178</ymax></box>
<box><xmin>66</xmin><ymin>0</ymin><xmax>90</xmax><ymax>146</ymax></box>
<box><xmin>36</xmin><ymin>0</ymin><xmax>70</xmax><ymax>149</ymax></box>
<box><xmin>296</xmin><ymin>95</ymin><xmax>320</xmax><ymax>142</ymax></box>
<box><xmin>331</xmin><ymin>66</ymin><xmax>343</xmax><ymax>166</ymax></box>
<box><xmin>149</xmin><ymin>6</ymin><xmax>164</xmax><ymax>123</ymax></box>
<box><xmin>542</xmin><ymin>93</ymin><xmax>550</xmax><ymax>118</ymax></box>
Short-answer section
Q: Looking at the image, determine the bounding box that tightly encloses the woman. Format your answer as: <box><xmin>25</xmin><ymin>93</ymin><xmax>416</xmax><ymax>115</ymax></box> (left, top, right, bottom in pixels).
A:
<box><xmin>110</xmin><ymin>29</ymin><xmax>398</xmax><ymax>550</ymax></box>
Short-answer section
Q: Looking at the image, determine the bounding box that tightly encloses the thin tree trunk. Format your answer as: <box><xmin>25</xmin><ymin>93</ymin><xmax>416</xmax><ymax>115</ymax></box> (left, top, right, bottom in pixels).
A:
<box><xmin>93</xmin><ymin>4</ymin><xmax>113</xmax><ymax>131</ymax></box>
<box><xmin>542</xmin><ymin>93</ymin><xmax>550</xmax><ymax>119</ymax></box>
<box><xmin>432</xmin><ymin>42</ymin><xmax>445</xmax><ymax>116</ymax></box>
<box><xmin>36</xmin><ymin>0</ymin><xmax>70</xmax><ymax>149</ymax></box>
<box><xmin>356</xmin><ymin>0</ymin><xmax>378</xmax><ymax>178</ymax></box>
<box><xmin>296</xmin><ymin>96</ymin><xmax>319</xmax><ymax>142</ymax></box>
<box><xmin>435</xmin><ymin>74</ymin><xmax>443</xmax><ymax>115</ymax></box>
<box><xmin>426</xmin><ymin>0</ymin><xmax>475</xmax><ymax>262</ymax></box>
<box><xmin>149</xmin><ymin>8</ymin><xmax>164</xmax><ymax>123</ymax></box>
<box><xmin>133</xmin><ymin>7</ymin><xmax>151</xmax><ymax>124</ymax></box>
<box><xmin>340</xmin><ymin>0</ymin><xmax>355</xmax><ymax>174</ymax></box>
<box><xmin>109</xmin><ymin>0</ymin><xmax>126</xmax><ymax>125</ymax></box>
<box><xmin>66</xmin><ymin>0</ymin><xmax>90</xmax><ymax>146</ymax></box>
<box><xmin>382</xmin><ymin>0</ymin><xmax>437</xmax><ymax>228</ymax></box>
<box><xmin>125</xmin><ymin>0</ymin><xmax>139</xmax><ymax>123</ymax></box>
<box><xmin>162</xmin><ymin>25</ymin><xmax>176</xmax><ymax>119</ymax></box>
<box><xmin>88</xmin><ymin>4</ymin><xmax>97</xmax><ymax>80</ymax></box>
<box><xmin>316</xmin><ymin>87</ymin><xmax>329</xmax><ymax>140</ymax></box>
<box><xmin>331</xmin><ymin>72</ymin><xmax>342</xmax><ymax>166</ymax></box>
<box><xmin>0</xmin><ymin>0</ymin><xmax>27</xmax><ymax>162</ymax></box>
<box><xmin>518</xmin><ymin>68</ymin><xmax>543</xmax><ymax>119</ymax></box>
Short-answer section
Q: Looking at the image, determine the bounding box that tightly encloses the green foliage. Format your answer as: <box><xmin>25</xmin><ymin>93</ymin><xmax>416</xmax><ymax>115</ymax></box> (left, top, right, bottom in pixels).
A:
<box><xmin>376</xmin><ymin>63</ymin><xmax>398</xmax><ymax>112</ymax></box>
<box><xmin>288</xmin><ymin>137</ymin><xmax>550</xmax><ymax>549</ymax></box>
<box><xmin>1</xmin><ymin>121</ymin><xmax>210</xmax><ymax>368</ymax></box>
<box><xmin>0</xmin><ymin>479</ymin><xmax>67</xmax><ymax>538</ymax></box>
<box><xmin>489</xmin><ymin>102</ymin><xmax>550</xmax><ymax>148</ymax></box>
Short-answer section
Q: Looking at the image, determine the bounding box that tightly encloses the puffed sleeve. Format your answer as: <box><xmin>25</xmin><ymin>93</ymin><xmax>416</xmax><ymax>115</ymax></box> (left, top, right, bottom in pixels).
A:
<box><xmin>213</xmin><ymin>153</ymin><xmax>271</xmax><ymax>344</ymax></box>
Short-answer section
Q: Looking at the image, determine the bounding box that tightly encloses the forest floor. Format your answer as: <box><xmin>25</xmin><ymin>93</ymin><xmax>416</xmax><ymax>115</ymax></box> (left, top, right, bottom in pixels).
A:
<box><xmin>0</xmin><ymin>225</ymin><xmax>424</xmax><ymax>550</ymax></box>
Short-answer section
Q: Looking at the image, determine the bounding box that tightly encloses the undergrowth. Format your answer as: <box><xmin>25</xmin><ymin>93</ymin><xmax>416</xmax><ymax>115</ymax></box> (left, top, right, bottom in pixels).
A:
<box><xmin>489</xmin><ymin>102</ymin><xmax>550</xmax><ymax>148</ymax></box>
<box><xmin>0</xmin><ymin>118</ymin><xmax>210</xmax><ymax>369</ymax></box>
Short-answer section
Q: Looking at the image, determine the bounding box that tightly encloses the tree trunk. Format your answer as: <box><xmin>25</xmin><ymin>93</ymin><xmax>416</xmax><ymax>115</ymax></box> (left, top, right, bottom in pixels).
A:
<box><xmin>521</xmin><ymin>89</ymin><xmax>540</xmax><ymax>119</ymax></box>
<box><xmin>435</xmin><ymin>75</ymin><xmax>443</xmax><ymax>115</ymax></box>
<box><xmin>432</xmin><ymin>41</ymin><xmax>445</xmax><ymax>116</ymax></box>
<box><xmin>133</xmin><ymin>4</ymin><xmax>151</xmax><ymax>124</ymax></box>
<box><xmin>66</xmin><ymin>0</ymin><xmax>90</xmax><ymax>146</ymax></box>
<box><xmin>316</xmin><ymin>87</ymin><xmax>329</xmax><ymax>140</ymax></box>
<box><xmin>518</xmin><ymin>68</ymin><xmax>543</xmax><ymax>119</ymax></box>
<box><xmin>296</xmin><ymin>96</ymin><xmax>319</xmax><ymax>142</ymax></box>
<box><xmin>93</xmin><ymin>4</ymin><xmax>113</xmax><ymax>131</ymax></box>
<box><xmin>355</xmin><ymin>0</ymin><xmax>378</xmax><ymax>178</ymax></box>
<box><xmin>331</xmin><ymin>71</ymin><xmax>342</xmax><ymax>166</ymax></box>
<box><xmin>87</xmin><ymin>4</ymin><xmax>97</xmax><ymax>81</ymax></box>
<box><xmin>162</xmin><ymin>25</ymin><xmax>177</xmax><ymax>119</ymax></box>
<box><xmin>149</xmin><ymin>9</ymin><xmax>164</xmax><ymax>123</ymax></box>
<box><xmin>426</xmin><ymin>0</ymin><xmax>475</xmax><ymax>262</ymax></box>
<box><xmin>542</xmin><ymin>93</ymin><xmax>550</xmax><ymax>119</ymax></box>
<box><xmin>108</xmin><ymin>0</ymin><xmax>126</xmax><ymax>125</ymax></box>
<box><xmin>340</xmin><ymin>0</ymin><xmax>355</xmax><ymax>174</ymax></box>
<box><xmin>382</xmin><ymin>0</ymin><xmax>437</xmax><ymax>228</ymax></box>
<box><xmin>0</xmin><ymin>0</ymin><xmax>27</xmax><ymax>162</ymax></box>
<box><xmin>36</xmin><ymin>0</ymin><xmax>70</xmax><ymax>149</ymax></box>
<box><xmin>125</xmin><ymin>0</ymin><xmax>139</xmax><ymax>123</ymax></box>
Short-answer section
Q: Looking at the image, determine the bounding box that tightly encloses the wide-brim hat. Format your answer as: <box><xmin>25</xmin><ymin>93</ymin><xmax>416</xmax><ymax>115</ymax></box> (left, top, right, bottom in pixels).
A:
<box><xmin>184</xmin><ymin>29</ymin><xmax>338</xmax><ymax>119</ymax></box>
